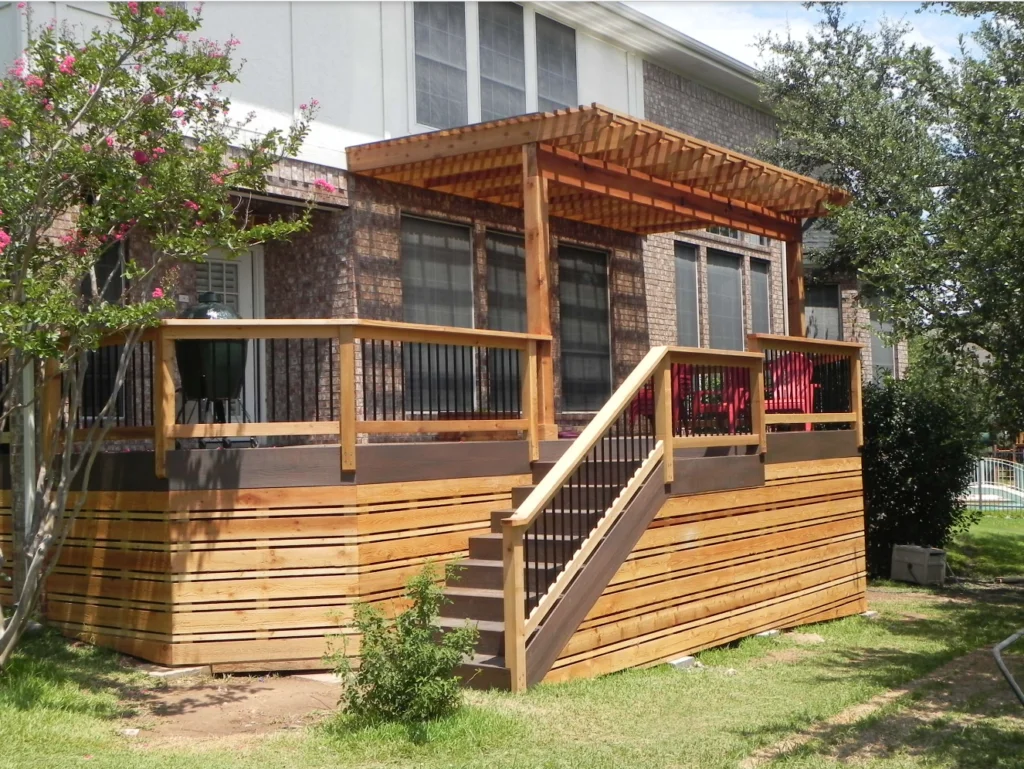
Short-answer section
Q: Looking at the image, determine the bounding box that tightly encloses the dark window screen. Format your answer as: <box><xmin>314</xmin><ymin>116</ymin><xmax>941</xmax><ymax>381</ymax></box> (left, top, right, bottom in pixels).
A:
<box><xmin>479</xmin><ymin>2</ymin><xmax>525</xmax><ymax>121</ymax></box>
<box><xmin>707</xmin><ymin>250</ymin><xmax>744</xmax><ymax>350</ymax></box>
<box><xmin>537</xmin><ymin>14</ymin><xmax>577</xmax><ymax>112</ymax></box>
<box><xmin>750</xmin><ymin>258</ymin><xmax>771</xmax><ymax>335</ymax></box>
<box><xmin>805</xmin><ymin>284</ymin><xmax>842</xmax><ymax>341</ymax></box>
<box><xmin>414</xmin><ymin>2</ymin><xmax>468</xmax><ymax>129</ymax></box>
<box><xmin>675</xmin><ymin>243</ymin><xmax>699</xmax><ymax>346</ymax></box>
<box><xmin>559</xmin><ymin>246</ymin><xmax>610</xmax><ymax>411</ymax></box>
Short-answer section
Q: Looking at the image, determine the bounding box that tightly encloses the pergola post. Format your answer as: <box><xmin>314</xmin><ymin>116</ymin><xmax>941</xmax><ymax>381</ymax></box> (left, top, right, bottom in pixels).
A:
<box><xmin>786</xmin><ymin>235</ymin><xmax>806</xmax><ymax>337</ymax></box>
<box><xmin>523</xmin><ymin>143</ymin><xmax>557</xmax><ymax>440</ymax></box>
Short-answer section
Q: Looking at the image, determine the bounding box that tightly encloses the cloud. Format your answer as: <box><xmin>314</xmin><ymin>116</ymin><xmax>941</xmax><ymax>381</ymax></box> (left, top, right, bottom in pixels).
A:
<box><xmin>625</xmin><ymin>2</ymin><xmax>977</xmax><ymax>68</ymax></box>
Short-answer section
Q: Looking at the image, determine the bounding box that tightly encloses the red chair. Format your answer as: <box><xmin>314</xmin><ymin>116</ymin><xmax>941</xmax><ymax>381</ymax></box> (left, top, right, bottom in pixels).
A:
<box><xmin>629</xmin><ymin>364</ymin><xmax>694</xmax><ymax>428</ymax></box>
<box><xmin>691</xmin><ymin>367</ymin><xmax>751</xmax><ymax>434</ymax></box>
<box><xmin>764</xmin><ymin>352</ymin><xmax>817</xmax><ymax>431</ymax></box>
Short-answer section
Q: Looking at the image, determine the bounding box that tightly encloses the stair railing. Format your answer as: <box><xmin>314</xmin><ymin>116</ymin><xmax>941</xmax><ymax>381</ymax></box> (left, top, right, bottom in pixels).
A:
<box><xmin>501</xmin><ymin>345</ymin><xmax>764</xmax><ymax>691</ymax></box>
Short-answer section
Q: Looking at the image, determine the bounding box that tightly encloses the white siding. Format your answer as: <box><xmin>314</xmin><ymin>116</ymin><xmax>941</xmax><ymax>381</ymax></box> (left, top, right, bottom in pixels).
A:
<box><xmin>576</xmin><ymin>31</ymin><xmax>629</xmax><ymax>113</ymax></box>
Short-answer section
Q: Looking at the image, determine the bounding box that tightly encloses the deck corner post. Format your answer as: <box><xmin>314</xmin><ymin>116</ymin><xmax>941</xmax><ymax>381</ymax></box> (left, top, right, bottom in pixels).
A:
<box><xmin>785</xmin><ymin>237</ymin><xmax>805</xmax><ymax>338</ymax></box>
<box><xmin>523</xmin><ymin>143</ymin><xmax>556</xmax><ymax>441</ymax></box>
<box><xmin>153</xmin><ymin>325</ymin><xmax>175</xmax><ymax>479</ymax></box>
<box><xmin>653</xmin><ymin>357</ymin><xmax>674</xmax><ymax>485</ymax></box>
<box><xmin>851</xmin><ymin>353</ymin><xmax>864</xmax><ymax>448</ymax></box>
<box><xmin>339</xmin><ymin>326</ymin><xmax>357</xmax><ymax>475</ymax></box>
<box><xmin>40</xmin><ymin>358</ymin><xmax>61</xmax><ymax>459</ymax></box>
<box><xmin>502</xmin><ymin>523</ymin><xmax>527</xmax><ymax>693</ymax></box>
<box><xmin>522</xmin><ymin>340</ymin><xmax>540</xmax><ymax>463</ymax></box>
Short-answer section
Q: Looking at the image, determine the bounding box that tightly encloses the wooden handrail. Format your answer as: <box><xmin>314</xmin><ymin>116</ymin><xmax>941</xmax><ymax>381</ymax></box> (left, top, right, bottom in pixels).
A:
<box><xmin>748</xmin><ymin>333</ymin><xmax>864</xmax><ymax>356</ymax></box>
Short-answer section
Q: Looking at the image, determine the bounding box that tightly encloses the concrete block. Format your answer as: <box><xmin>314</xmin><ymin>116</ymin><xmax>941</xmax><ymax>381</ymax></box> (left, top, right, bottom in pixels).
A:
<box><xmin>755</xmin><ymin>629</ymin><xmax>781</xmax><ymax>638</ymax></box>
<box><xmin>668</xmin><ymin>655</ymin><xmax>699</xmax><ymax>670</ymax></box>
<box><xmin>861</xmin><ymin>610</ymin><xmax>881</xmax><ymax>620</ymax></box>
<box><xmin>135</xmin><ymin>662</ymin><xmax>211</xmax><ymax>681</ymax></box>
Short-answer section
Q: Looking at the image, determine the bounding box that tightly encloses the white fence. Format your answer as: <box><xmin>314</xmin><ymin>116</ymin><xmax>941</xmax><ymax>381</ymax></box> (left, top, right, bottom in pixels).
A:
<box><xmin>964</xmin><ymin>457</ymin><xmax>1024</xmax><ymax>512</ymax></box>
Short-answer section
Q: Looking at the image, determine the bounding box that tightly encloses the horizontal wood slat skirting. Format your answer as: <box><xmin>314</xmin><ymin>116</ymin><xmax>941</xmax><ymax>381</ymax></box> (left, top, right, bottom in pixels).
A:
<box><xmin>1</xmin><ymin>472</ymin><xmax>527</xmax><ymax>670</ymax></box>
<box><xmin>543</xmin><ymin>458</ymin><xmax>867</xmax><ymax>683</ymax></box>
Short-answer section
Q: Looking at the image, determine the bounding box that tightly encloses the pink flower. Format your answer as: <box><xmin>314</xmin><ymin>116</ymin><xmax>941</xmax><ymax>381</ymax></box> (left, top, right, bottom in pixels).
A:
<box><xmin>172</xmin><ymin>108</ymin><xmax>184</xmax><ymax>118</ymax></box>
<box><xmin>176</xmin><ymin>32</ymin><xmax>189</xmax><ymax>43</ymax></box>
<box><xmin>311</xmin><ymin>98</ymin><xmax>320</xmax><ymax>107</ymax></box>
<box><xmin>299</xmin><ymin>103</ymin><xmax>308</xmax><ymax>110</ymax></box>
<box><xmin>313</xmin><ymin>178</ymin><xmax>336</xmax><ymax>193</ymax></box>
<box><xmin>183</xmin><ymin>200</ymin><xmax>200</xmax><ymax>211</ymax></box>
<box><xmin>209</xmin><ymin>173</ymin><xmax>224</xmax><ymax>185</ymax></box>
<box><xmin>141</xmin><ymin>92</ymin><xmax>155</xmax><ymax>105</ymax></box>
<box><xmin>41</xmin><ymin>99</ymin><xmax>54</xmax><ymax>111</ymax></box>
<box><xmin>24</xmin><ymin>74</ymin><xmax>44</xmax><ymax>89</ymax></box>
<box><xmin>81</xmin><ymin>143</ymin><xmax>92</xmax><ymax>152</ymax></box>
<box><xmin>17</xmin><ymin>2</ymin><xmax>25</xmax><ymax>8</ymax></box>
<box><xmin>227</xmin><ymin>36</ymin><xmax>240</xmax><ymax>48</ymax></box>
<box><xmin>127</xmin><ymin>2</ymin><xmax>139</xmax><ymax>15</ymax></box>
<box><xmin>58</xmin><ymin>55</ymin><xmax>75</xmax><ymax>75</ymax></box>
<box><xmin>153</xmin><ymin>146</ymin><xmax>165</xmax><ymax>155</ymax></box>
<box><xmin>153</xmin><ymin>6</ymin><xmax>166</xmax><ymax>16</ymax></box>
<box><xmin>152</xmin><ymin>287</ymin><xmax>164</xmax><ymax>298</ymax></box>
<box><xmin>8</xmin><ymin>58</ymin><xmax>25</xmax><ymax>79</ymax></box>
<box><xmin>132</xmin><ymin>149</ymin><xmax>150</xmax><ymax>165</ymax></box>
<box><xmin>105</xmin><ymin>135</ymin><xmax>115</xmax><ymax>147</ymax></box>
<box><xmin>0</xmin><ymin>117</ymin><xmax>12</xmax><ymax>129</ymax></box>
<box><xmin>0</xmin><ymin>230</ymin><xmax>10</xmax><ymax>255</ymax></box>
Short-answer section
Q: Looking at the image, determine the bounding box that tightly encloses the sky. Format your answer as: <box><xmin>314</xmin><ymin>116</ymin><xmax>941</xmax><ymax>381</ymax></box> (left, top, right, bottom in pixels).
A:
<box><xmin>625</xmin><ymin>2</ymin><xmax>980</xmax><ymax>68</ymax></box>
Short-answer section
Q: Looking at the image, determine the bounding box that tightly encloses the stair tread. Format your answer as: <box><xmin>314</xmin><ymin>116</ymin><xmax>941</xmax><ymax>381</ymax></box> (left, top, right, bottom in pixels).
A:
<box><xmin>472</xmin><ymin>532</ymin><xmax>586</xmax><ymax>541</ymax></box>
<box><xmin>437</xmin><ymin>617</ymin><xmax>503</xmax><ymax>632</ymax></box>
<box><xmin>445</xmin><ymin>586</ymin><xmax>503</xmax><ymax>598</ymax></box>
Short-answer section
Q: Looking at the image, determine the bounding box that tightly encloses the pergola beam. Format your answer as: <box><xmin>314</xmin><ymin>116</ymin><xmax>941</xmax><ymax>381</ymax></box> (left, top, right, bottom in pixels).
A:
<box><xmin>536</xmin><ymin>145</ymin><xmax>802</xmax><ymax>241</ymax></box>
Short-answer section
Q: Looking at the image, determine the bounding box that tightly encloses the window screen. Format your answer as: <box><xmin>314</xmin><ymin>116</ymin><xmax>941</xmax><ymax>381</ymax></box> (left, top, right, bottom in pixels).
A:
<box><xmin>559</xmin><ymin>246</ymin><xmax>610</xmax><ymax>411</ymax></box>
<box><xmin>805</xmin><ymin>284</ymin><xmax>842</xmax><ymax>341</ymax></box>
<box><xmin>870</xmin><ymin>312</ymin><xmax>896</xmax><ymax>381</ymax></box>
<box><xmin>750</xmin><ymin>259</ymin><xmax>771</xmax><ymax>335</ymax></box>
<box><xmin>486</xmin><ymin>231</ymin><xmax>526</xmax><ymax>414</ymax></box>
<box><xmin>675</xmin><ymin>243</ymin><xmax>699</xmax><ymax>346</ymax></box>
<box><xmin>536</xmin><ymin>14</ymin><xmax>577</xmax><ymax>112</ymax></box>
<box><xmin>414</xmin><ymin>2</ymin><xmax>468</xmax><ymax>129</ymax></box>
<box><xmin>479</xmin><ymin>2</ymin><xmax>525</xmax><ymax>121</ymax></box>
<box><xmin>707</xmin><ymin>251</ymin><xmax>744</xmax><ymax>350</ymax></box>
<box><xmin>401</xmin><ymin>217</ymin><xmax>473</xmax><ymax>412</ymax></box>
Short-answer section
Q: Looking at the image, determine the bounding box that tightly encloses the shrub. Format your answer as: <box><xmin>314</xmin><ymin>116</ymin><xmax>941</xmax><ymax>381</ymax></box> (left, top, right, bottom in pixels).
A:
<box><xmin>862</xmin><ymin>377</ymin><xmax>980</xmax><ymax>575</ymax></box>
<box><xmin>332</xmin><ymin>562</ymin><xmax>478</xmax><ymax>725</ymax></box>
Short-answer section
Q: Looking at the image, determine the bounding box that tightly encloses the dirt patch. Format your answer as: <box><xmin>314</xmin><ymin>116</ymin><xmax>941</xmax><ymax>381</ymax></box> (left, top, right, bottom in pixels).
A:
<box><xmin>786</xmin><ymin>633</ymin><xmax>826</xmax><ymax>645</ymax></box>
<box><xmin>756</xmin><ymin>649</ymin><xmax>813</xmax><ymax>666</ymax></box>
<box><xmin>740</xmin><ymin>648</ymin><xmax>1024</xmax><ymax>768</ymax></box>
<box><xmin>120</xmin><ymin>674</ymin><xmax>340</xmax><ymax>749</ymax></box>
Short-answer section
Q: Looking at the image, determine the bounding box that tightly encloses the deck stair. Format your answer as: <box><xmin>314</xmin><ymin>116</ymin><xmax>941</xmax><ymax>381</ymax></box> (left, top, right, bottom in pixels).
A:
<box><xmin>439</xmin><ymin>454</ymin><xmax>645</xmax><ymax>690</ymax></box>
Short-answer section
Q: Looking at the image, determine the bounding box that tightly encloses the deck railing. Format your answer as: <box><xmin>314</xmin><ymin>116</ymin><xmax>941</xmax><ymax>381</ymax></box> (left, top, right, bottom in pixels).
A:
<box><xmin>747</xmin><ymin>334</ymin><xmax>864</xmax><ymax>446</ymax></box>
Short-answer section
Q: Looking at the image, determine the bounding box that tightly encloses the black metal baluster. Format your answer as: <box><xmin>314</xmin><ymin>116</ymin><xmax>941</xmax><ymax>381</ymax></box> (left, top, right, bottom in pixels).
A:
<box><xmin>314</xmin><ymin>339</ymin><xmax>321</xmax><ymax>422</ymax></box>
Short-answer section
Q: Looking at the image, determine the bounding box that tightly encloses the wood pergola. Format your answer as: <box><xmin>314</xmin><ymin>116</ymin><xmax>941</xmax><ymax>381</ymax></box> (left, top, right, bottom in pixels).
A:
<box><xmin>347</xmin><ymin>103</ymin><xmax>850</xmax><ymax>438</ymax></box>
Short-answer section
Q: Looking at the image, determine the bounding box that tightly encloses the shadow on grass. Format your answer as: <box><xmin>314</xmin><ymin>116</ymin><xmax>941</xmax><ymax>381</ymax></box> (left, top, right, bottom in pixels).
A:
<box><xmin>0</xmin><ymin>628</ymin><xmax>150</xmax><ymax>718</ymax></box>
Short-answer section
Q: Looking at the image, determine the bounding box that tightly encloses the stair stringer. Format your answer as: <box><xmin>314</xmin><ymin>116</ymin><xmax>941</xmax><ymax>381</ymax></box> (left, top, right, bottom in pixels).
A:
<box><xmin>524</xmin><ymin>458</ymin><xmax>670</xmax><ymax>687</ymax></box>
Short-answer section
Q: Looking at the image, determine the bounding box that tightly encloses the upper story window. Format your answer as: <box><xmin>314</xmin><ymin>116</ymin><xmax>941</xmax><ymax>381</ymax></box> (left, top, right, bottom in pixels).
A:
<box><xmin>479</xmin><ymin>2</ymin><xmax>526</xmax><ymax>121</ymax></box>
<box><xmin>750</xmin><ymin>258</ymin><xmax>771</xmax><ymax>335</ymax></box>
<box><xmin>414</xmin><ymin>2</ymin><xmax>468</xmax><ymax>130</ymax></box>
<box><xmin>707</xmin><ymin>226</ymin><xmax>742</xmax><ymax>240</ymax></box>
<box><xmin>536</xmin><ymin>14</ymin><xmax>577</xmax><ymax>112</ymax></box>
<box><xmin>805</xmin><ymin>284</ymin><xmax>842</xmax><ymax>341</ymax></box>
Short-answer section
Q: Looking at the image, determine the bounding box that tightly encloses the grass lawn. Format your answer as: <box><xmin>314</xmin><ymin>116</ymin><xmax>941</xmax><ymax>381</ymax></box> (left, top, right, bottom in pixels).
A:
<box><xmin>947</xmin><ymin>514</ymin><xmax>1024</xmax><ymax>579</ymax></box>
<box><xmin>1</xmin><ymin>583</ymin><xmax>1023</xmax><ymax>769</ymax></box>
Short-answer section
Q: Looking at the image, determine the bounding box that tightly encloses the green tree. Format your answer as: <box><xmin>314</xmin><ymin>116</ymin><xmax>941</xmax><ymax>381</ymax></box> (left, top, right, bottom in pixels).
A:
<box><xmin>758</xmin><ymin>2</ymin><xmax>1024</xmax><ymax>426</ymax></box>
<box><xmin>0</xmin><ymin>3</ymin><xmax>321</xmax><ymax>668</ymax></box>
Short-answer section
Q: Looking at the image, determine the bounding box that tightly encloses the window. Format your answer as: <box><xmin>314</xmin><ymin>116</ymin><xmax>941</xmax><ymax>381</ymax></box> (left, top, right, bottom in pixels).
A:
<box><xmin>414</xmin><ymin>2</ymin><xmax>468</xmax><ymax>129</ymax></box>
<box><xmin>707</xmin><ymin>226</ymin><xmax>741</xmax><ymax>240</ymax></box>
<box><xmin>805</xmin><ymin>284</ymin><xmax>842</xmax><ymax>341</ymax></box>
<box><xmin>870</xmin><ymin>312</ymin><xmax>896</xmax><ymax>381</ymax></box>
<box><xmin>675</xmin><ymin>243</ymin><xmax>699</xmax><ymax>346</ymax></box>
<box><xmin>401</xmin><ymin>217</ymin><xmax>473</xmax><ymax>411</ymax></box>
<box><xmin>195</xmin><ymin>260</ymin><xmax>240</xmax><ymax>313</ymax></box>
<box><xmin>559</xmin><ymin>246</ymin><xmax>610</xmax><ymax>411</ymax></box>
<box><xmin>536</xmin><ymin>14</ymin><xmax>577</xmax><ymax>112</ymax></box>
<box><xmin>479</xmin><ymin>2</ymin><xmax>526</xmax><ymax>122</ymax></box>
<box><xmin>752</xmin><ymin>234</ymin><xmax>771</xmax><ymax>247</ymax></box>
<box><xmin>750</xmin><ymin>259</ymin><xmax>771</xmax><ymax>335</ymax></box>
<box><xmin>486</xmin><ymin>231</ymin><xmax>526</xmax><ymax>413</ymax></box>
<box><xmin>707</xmin><ymin>251</ymin><xmax>744</xmax><ymax>350</ymax></box>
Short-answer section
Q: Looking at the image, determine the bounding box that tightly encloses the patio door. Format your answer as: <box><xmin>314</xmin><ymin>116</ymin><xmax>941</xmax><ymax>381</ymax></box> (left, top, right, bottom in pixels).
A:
<box><xmin>193</xmin><ymin>247</ymin><xmax>266</xmax><ymax>423</ymax></box>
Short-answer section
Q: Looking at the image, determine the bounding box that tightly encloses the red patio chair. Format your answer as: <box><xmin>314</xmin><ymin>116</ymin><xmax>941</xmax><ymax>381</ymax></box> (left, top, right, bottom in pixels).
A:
<box><xmin>690</xmin><ymin>367</ymin><xmax>751</xmax><ymax>435</ymax></box>
<box><xmin>629</xmin><ymin>364</ymin><xmax>694</xmax><ymax>429</ymax></box>
<box><xmin>764</xmin><ymin>352</ymin><xmax>817</xmax><ymax>431</ymax></box>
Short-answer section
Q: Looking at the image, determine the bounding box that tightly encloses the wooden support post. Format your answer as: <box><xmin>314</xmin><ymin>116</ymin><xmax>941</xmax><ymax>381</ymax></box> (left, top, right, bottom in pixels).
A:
<box><xmin>786</xmin><ymin>237</ymin><xmax>806</xmax><ymax>338</ymax></box>
<box><xmin>851</xmin><ymin>354</ymin><xmax>864</xmax><ymax>448</ymax></box>
<box><xmin>502</xmin><ymin>524</ymin><xmax>527</xmax><ymax>693</ymax></box>
<box><xmin>522</xmin><ymin>341</ymin><xmax>539</xmax><ymax>463</ymax></box>
<box><xmin>523</xmin><ymin>144</ymin><xmax>556</xmax><ymax>441</ymax></box>
<box><xmin>653</xmin><ymin>359</ymin><xmax>674</xmax><ymax>485</ymax></box>
<box><xmin>153</xmin><ymin>327</ymin><xmax>176</xmax><ymax>480</ymax></box>
<box><xmin>339</xmin><ymin>327</ymin><xmax>357</xmax><ymax>475</ymax></box>
<box><xmin>750</xmin><ymin>361</ymin><xmax>767</xmax><ymax>456</ymax></box>
<box><xmin>40</xmin><ymin>359</ymin><xmax>61</xmax><ymax>459</ymax></box>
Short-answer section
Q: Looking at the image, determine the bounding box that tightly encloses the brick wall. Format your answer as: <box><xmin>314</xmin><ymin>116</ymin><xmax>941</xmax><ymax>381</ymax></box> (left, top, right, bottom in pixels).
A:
<box><xmin>642</xmin><ymin>60</ymin><xmax>776</xmax><ymax>154</ymax></box>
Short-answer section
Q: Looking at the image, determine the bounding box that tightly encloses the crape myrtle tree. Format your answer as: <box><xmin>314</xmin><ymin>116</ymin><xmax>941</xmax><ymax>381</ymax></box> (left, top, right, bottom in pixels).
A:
<box><xmin>0</xmin><ymin>2</ymin><xmax>329</xmax><ymax>668</ymax></box>
<box><xmin>757</xmin><ymin>2</ymin><xmax>1024</xmax><ymax>427</ymax></box>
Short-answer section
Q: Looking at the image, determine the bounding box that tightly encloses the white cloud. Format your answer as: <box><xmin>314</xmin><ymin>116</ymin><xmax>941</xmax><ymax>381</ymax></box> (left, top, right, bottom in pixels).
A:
<box><xmin>625</xmin><ymin>2</ymin><xmax>976</xmax><ymax>68</ymax></box>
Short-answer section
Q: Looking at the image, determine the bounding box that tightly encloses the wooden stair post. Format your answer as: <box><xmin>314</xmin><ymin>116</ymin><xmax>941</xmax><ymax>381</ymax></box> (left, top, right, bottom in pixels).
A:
<box><xmin>502</xmin><ymin>523</ymin><xmax>527</xmax><ymax>693</ymax></box>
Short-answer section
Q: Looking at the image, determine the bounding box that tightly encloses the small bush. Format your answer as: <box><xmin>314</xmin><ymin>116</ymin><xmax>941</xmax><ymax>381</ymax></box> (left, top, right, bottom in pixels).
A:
<box><xmin>862</xmin><ymin>377</ymin><xmax>980</xmax><ymax>575</ymax></box>
<box><xmin>332</xmin><ymin>562</ymin><xmax>478</xmax><ymax>725</ymax></box>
